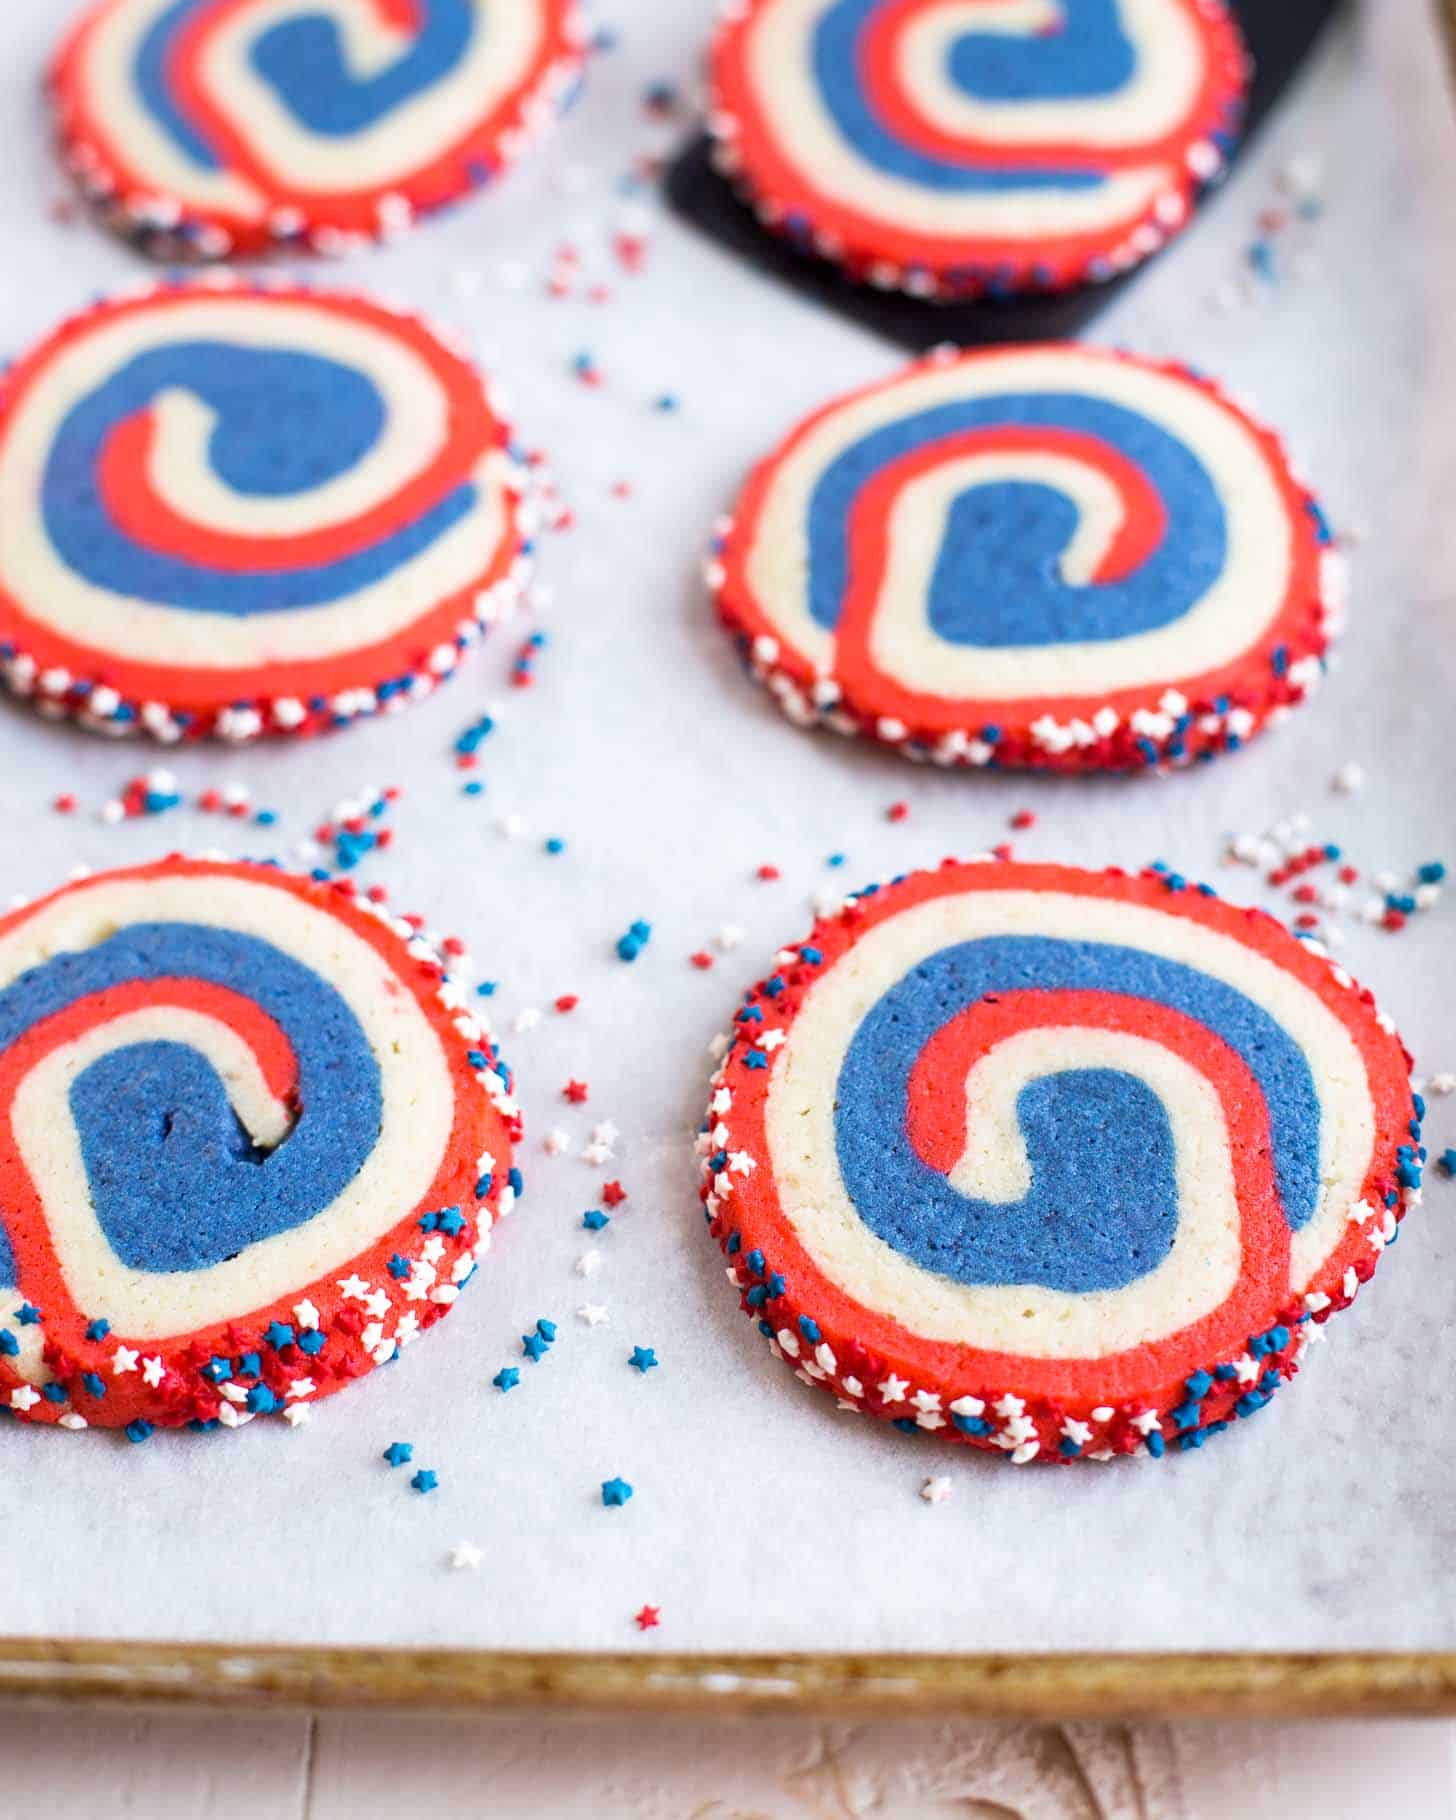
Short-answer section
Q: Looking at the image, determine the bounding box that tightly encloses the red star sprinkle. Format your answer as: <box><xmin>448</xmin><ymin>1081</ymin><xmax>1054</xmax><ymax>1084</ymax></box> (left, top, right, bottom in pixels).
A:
<box><xmin>554</xmin><ymin>995</ymin><xmax>579</xmax><ymax>1014</ymax></box>
<box><xmin>1010</xmin><ymin>809</ymin><xmax>1036</xmax><ymax>830</ymax></box>
<box><xmin>886</xmin><ymin>801</ymin><xmax>909</xmax><ymax>823</ymax></box>
<box><xmin>690</xmin><ymin>951</ymin><xmax>715</xmax><ymax>970</ymax></box>
<box><xmin>602</xmin><ymin>1181</ymin><xmax>627</xmax><ymax>1208</ymax></box>
<box><xmin>756</xmin><ymin>864</ymin><xmax>781</xmax><ymax>882</ymax></box>
<box><xmin>634</xmin><ymin>1605</ymin><xmax>661</xmax><ymax>1632</ymax></box>
<box><xmin>992</xmin><ymin>843</ymin><xmax>1014</xmax><ymax>862</ymax></box>
<box><xmin>563</xmin><ymin>1080</ymin><xmax>590</xmax><ymax>1104</ymax></box>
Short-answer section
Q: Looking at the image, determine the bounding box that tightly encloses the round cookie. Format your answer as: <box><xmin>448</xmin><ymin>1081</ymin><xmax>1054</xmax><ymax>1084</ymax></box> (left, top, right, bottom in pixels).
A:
<box><xmin>0</xmin><ymin>857</ymin><xmax>521</xmax><ymax>1437</ymax></box>
<box><xmin>0</xmin><ymin>281</ymin><xmax>535</xmax><ymax>743</ymax></box>
<box><xmin>708</xmin><ymin>0</ymin><xmax>1248</xmax><ymax>300</ymax></box>
<box><xmin>710</xmin><ymin>344</ymin><xmax>1339</xmax><ymax>771</ymax></box>
<box><xmin>697</xmin><ymin>859</ymin><xmax>1420</xmax><ymax>1462</ymax></box>
<box><xmin>52</xmin><ymin>0</ymin><xmax>588</xmax><ymax>259</ymax></box>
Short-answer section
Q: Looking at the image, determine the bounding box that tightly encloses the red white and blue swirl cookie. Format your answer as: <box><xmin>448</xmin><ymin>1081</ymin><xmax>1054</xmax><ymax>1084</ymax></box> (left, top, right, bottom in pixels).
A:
<box><xmin>52</xmin><ymin>0</ymin><xmax>588</xmax><ymax>259</ymax></box>
<box><xmin>0</xmin><ymin>282</ymin><xmax>534</xmax><ymax>743</ymax></box>
<box><xmin>0</xmin><ymin>857</ymin><xmax>521</xmax><ymax>1438</ymax></box>
<box><xmin>708</xmin><ymin>0</ymin><xmax>1249</xmax><ymax>299</ymax></box>
<box><xmin>699</xmin><ymin>860</ymin><xmax>1421</xmax><ymax>1462</ymax></box>
<box><xmin>711</xmin><ymin>344</ymin><xmax>1338</xmax><ymax>771</ymax></box>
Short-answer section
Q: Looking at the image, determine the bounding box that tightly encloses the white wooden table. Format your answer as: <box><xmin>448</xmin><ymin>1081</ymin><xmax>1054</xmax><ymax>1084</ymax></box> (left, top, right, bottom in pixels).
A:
<box><xmin>0</xmin><ymin>1708</ymin><xmax>1450</xmax><ymax>1817</ymax></box>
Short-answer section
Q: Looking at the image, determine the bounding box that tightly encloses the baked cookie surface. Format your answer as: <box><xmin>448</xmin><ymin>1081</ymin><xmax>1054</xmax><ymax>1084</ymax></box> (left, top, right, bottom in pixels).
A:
<box><xmin>53</xmin><ymin>0</ymin><xmax>587</xmax><ymax>257</ymax></box>
<box><xmin>0</xmin><ymin>282</ymin><xmax>533</xmax><ymax>742</ymax></box>
<box><xmin>0</xmin><ymin>857</ymin><xmax>519</xmax><ymax>1436</ymax></box>
<box><xmin>711</xmin><ymin>344</ymin><xmax>1338</xmax><ymax>770</ymax></box>
<box><xmin>709</xmin><ymin>0</ymin><xmax>1248</xmax><ymax>299</ymax></box>
<box><xmin>698</xmin><ymin>859</ymin><xmax>1418</xmax><ymax>1461</ymax></box>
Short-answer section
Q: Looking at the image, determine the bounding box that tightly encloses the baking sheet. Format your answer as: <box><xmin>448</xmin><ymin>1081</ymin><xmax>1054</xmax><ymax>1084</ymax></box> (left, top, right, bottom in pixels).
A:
<box><xmin>1</xmin><ymin>0</ymin><xmax>1454</xmax><ymax>1662</ymax></box>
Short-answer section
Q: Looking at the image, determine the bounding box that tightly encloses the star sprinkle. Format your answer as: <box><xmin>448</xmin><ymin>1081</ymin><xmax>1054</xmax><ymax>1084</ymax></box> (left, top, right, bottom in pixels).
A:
<box><xmin>601</xmin><ymin>1476</ymin><xmax>634</xmax><ymax>1507</ymax></box>
<box><xmin>493</xmin><ymin>1367</ymin><xmax>521</xmax><ymax>1392</ymax></box>
<box><xmin>633</xmin><ymin>1605</ymin><xmax>661</xmax><ymax>1632</ymax></box>
<box><xmin>920</xmin><ymin>1476</ymin><xmax>953</xmax><ymax>1505</ymax></box>
<box><xmin>383</xmin><ymin>1441</ymin><xmax>413</xmax><ymax>1467</ymax></box>
<box><xmin>449</xmin><ymin>1542</ymin><xmax>483</xmax><ymax>1572</ymax></box>
<box><xmin>563</xmin><ymin>1079</ymin><xmax>590</xmax><ymax>1104</ymax></box>
<box><xmin>411</xmin><ymin>1470</ymin><xmax>439</xmax><ymax>1494</ymax></box>
<box><xmin>578</xmin><ymin>1304</ymin><xmax>609</xmax><ymax>1327</ymax></box>
<box><xmin>602</xmin><ymin>1180</ymin><xmax>628</xmax><ymax>1208</ymax></box>
<box><xmin>628</xmin><ymin>1346</ymin><xmax>658</xmax><ymax>1373</ymax></box>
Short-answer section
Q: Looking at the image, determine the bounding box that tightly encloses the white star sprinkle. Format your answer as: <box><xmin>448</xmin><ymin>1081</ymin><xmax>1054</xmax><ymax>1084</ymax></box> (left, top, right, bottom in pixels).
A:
<box><xmin>112</xmin><ymin>1346</ymin><xmax>140</xmax><ymax>1376</ymax></box>
<box><xmin>591</xmin><ymin>1121</ymin><xmax>620</xmax><ymax>1147</ymax></box>
<box><xmin>141</xmin><ymin>1356</ymin><xmax>165</xmax><ymax>1388</ymax></box>
<box><xmin>920</xmin><ymin>1476</ymin><xmax>953</xmax><ymax>1505</ymax></box>
<box><xmin>9</xmin><ymin>1385</ymin><xmax>41</xmax><ymax>1412</ymax></box>
<box><xmin>282</xmin><ymin>1403</ymin><xmax>311</xmax><ymax>1428</ymax></box>
<box><xmin>575</xmin><ymin>1250</ymin><xmax>601</xmax><ymax>1277</ymax></box>
<box><xmin>293</xmin><ymin>1299</ymin><xmax>320</xmax><ymax>1330</ymax></box>
<box><xmin>337</xmin><ymin>1275</ymin><xmax>369</xmax><ymax>1302</ymax></box>
<box><xmin>877</xmin><ymin>1374</ymin><xmax>908</xmax><ymax>1404</ymax></box>
<box><xmin>577</xmin><ymin>1304</ymin><xmax>609</xmax><ymax>1327</ymax></box>
<box><xmin>449</xmin><ymin>1542</ymin><xmax>483</xmax><ymax>1571</ymax></box>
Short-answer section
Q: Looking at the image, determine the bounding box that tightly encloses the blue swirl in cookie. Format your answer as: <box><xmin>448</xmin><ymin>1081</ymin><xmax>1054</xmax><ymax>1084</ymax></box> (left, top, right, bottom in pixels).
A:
<box><xmin>0</xmin><ymin>923</ymin><xmax>381</xmax><ymax>1274</ymax></box>
<box><xmin>42</xmin><ymin>341</ymin><xmax>477</xmax><ymax>613</ymax></box>
<box><xmin>833</xmin><ymin>935</ymin><xmax>1319</xmax><ymax>1293</ymax></box>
